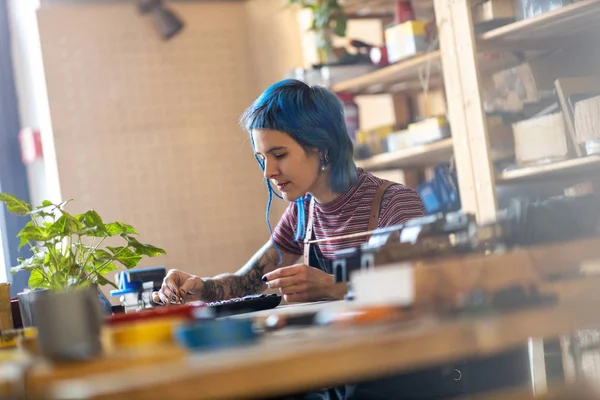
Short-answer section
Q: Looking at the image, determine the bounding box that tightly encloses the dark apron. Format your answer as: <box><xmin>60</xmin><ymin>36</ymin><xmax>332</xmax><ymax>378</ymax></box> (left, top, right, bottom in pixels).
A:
<box><xmin>301</xmin><ymin>244</ymin><xmax>530</xmax><ymax>400</ymax></box>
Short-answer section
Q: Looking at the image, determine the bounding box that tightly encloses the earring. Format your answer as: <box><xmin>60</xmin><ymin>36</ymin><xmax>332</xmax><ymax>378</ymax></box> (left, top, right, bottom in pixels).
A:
<box><xmin>320</xmin><ymin>152</ymin><xmax>330</xmax><ymax>172</ymax></box>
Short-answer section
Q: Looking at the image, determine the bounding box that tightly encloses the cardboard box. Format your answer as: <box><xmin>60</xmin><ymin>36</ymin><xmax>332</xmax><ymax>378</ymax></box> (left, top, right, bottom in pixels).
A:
<box><xmin>413</xmin><ymin>89</ymin><xmax>447</xmax><ymax>119</ymax></box>
<box><xmin>385</xmin><ymin>21</ymin><xmax>430</xmax><ymax>64</ymax></box>
<box><xmin>355</xmin><ymin>93</ymin><xmax>410</xmax><ymax>131</ymax></box>
<box><xmin>371</xmin><ymin>169</ymin><xmax>422</xmax><ymax>190</ymax></box>
<box><xmin>489</xmin><ymin>49</ymin><xmax>587</xmax><ymax>112</ymax></box>
<box><xmin>472</xmin><ymin>0</ymin><xmax>515</xmax><ymax>24</ymax></box>
<box><xmin>407</xmin><ymin>116</ymin><xmax>451</xmax><ymax>146</ymax></box>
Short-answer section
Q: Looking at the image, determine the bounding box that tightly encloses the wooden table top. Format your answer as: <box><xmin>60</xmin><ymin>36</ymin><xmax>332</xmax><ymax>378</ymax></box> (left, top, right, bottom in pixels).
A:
<box><xmin>33</xmin><ymin>287</ymin><xmax>600</xmax><ymax>400</ymax></box>
<box><xmin>5</xmin><ymin>236</ymin><xmax>600</xmax><ymax>399</ymax></box>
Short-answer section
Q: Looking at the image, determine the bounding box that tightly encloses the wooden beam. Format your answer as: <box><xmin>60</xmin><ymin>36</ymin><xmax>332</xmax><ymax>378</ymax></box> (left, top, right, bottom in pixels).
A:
<box><xmin>434</xmin><ymin>0</ymin><xmax>497</xmax><ymax>223</ymax></box>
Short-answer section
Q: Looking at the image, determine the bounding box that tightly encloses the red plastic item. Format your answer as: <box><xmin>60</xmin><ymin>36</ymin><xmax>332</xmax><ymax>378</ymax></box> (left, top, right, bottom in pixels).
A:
<box><xmin>18</xmin><ymin>128</ymin><xmax>43</xmax><ymax>164</ymax></box>
<box><xmin>106</xmin><ymin>303</ymin><xmax>203</xmax><ymax>326</ymax></box>
<box><xmin>337</xmin><ymin>92</ymin><xmax>360</xmax><ymax>143</ymax></box>
<box><xmin>370</xmin><ymin>46</ymin><xmax>389</xmax><ymax>66</ymax></box>
<box><xmin>395</xmin><ymin>1</ymin><xmax>415</xmax><ymax>23</ymax></box>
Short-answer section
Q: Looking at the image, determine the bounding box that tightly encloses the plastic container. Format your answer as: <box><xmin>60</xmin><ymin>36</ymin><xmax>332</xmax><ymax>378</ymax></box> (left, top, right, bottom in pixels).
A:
<box><xmin>395</xmin><ymin>0</ymin><xmax>415</xmax><ymax>23</ymax></box>
<box><xmin>110</xmin><ymin>318</ymin><xmax>182</xmax><ymax>349</ymax></box>
<box><xmin>175</xmin><ymin>319</ymin><xmax>257</xmax><ymax>352</ymax></box>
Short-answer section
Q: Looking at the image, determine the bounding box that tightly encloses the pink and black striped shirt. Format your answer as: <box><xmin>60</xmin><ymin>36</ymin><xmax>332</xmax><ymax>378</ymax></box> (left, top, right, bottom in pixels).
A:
<box><xmin>272</xmin><ymin>168</ymin><xmax>425</xmax><ymax>260</ymax></box>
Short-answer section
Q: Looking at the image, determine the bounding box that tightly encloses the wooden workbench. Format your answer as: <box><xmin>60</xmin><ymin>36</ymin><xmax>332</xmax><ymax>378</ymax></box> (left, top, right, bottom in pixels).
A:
<box><xmin>2</xmin><ymin>236</ymin><xmax>600</xmax><ymax>399</ymax></box>
<box><xmin>22</xmin><ymin>286</ymin><xmax>600</xmax><ymax>400</ymax></box>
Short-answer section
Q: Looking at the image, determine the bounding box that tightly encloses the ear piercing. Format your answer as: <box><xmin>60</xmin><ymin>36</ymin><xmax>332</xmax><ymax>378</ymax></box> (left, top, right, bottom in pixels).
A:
<box><xmin>321</xmin><ymin>152</ymin><xmax>330</xmax><ymax>171</ymax></box>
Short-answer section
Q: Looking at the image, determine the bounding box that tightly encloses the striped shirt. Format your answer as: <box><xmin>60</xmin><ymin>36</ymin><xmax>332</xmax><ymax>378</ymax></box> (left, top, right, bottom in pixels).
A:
<box><xmin>272</xmin><ymin>168</ymin><xmax>425</xmax><ymax>260</ymax></box>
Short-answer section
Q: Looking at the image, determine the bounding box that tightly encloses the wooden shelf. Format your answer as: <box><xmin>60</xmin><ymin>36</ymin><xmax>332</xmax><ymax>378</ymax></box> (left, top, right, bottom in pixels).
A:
<box><xmin>331</xmin><ymin>51</ymin><xmax>441</xmax><ymax>94</ymax></box>
<box><xmin>497</xmin><ymin>155</ymin><xmax>600</xmax><ymax>183</ymax></box>
<box><xmin>329</xmin><ymin>49</ymin><xmax>521</xmax><ymax>97</ymax></box>
<box><xmin>340</xmin><ymin>0</ymin><xmax>433</xmax><ymax>17</ymax></box>
<box><xmin>355</xmin><ymin>138</ymin><xmax>453</xmax><ymax>170</ymax></box>
<box><xmin>478</xmin><ymin>0</ymin><xmax>600</xmax><ymax>50</ymax></box>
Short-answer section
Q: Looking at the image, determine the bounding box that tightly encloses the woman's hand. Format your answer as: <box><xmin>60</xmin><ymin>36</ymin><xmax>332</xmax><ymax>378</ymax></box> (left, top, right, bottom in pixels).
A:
<box><xmin>262</xmin><ymin>264</ymin><xmax>347</xmax><ymax>303</ymax></box>
<box><xmin>152</xmin><ymin>269</ymin><xmax>204</xmax><ymax>305</ymax></box>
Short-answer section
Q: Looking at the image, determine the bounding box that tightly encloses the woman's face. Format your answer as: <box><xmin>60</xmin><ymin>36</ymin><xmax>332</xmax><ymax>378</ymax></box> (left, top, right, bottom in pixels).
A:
<box><xmin>251</xmin><ymin>129</ymin><xmax>323</xmax><ymax>202</ymax></box>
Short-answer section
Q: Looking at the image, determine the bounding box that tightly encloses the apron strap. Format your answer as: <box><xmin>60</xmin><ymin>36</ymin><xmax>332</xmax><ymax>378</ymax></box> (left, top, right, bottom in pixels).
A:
<box><xmin>303</xmin><ymin>197</ymin><xmax>316</xmax><ymax>266</ymax></box>
<box><xmin>302</xmin><ymin>181</ymin><xmax>395</xmax><ymax>265</ymax></box>
<box><xmin>366</xmin><ymin>181</ymin><xmax>396</xmax><ymax>240</ymax></box>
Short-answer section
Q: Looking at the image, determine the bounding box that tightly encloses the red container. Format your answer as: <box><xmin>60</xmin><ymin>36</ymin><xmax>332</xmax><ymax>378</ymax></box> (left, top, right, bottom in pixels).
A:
<box><xmin>395</xmin><ymin>1</ymin><xmax>415</xmax><ymax>23</ymax></box>
<box><xmin>337</xmin><ymin>92</ymin><xmax>360</xmax><ymax>143</ymax></box>
<box><xmin>106</xmin><ymin>303</ymin><xmax>202</xmax><ymax>326</ymax></box>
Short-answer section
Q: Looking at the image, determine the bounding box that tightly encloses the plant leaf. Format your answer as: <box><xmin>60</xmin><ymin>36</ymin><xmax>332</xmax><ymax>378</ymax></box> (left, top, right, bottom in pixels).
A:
<box><xmin>0</xmin><ymin>193</ymin><xmax>32</xmax><ymax>216</ymax></box>
<box><xmin>11</xmin><ymin>254</ymin><xmax>44</xmax><ymax>274</ymax></box>
<box><xmin>332</xmin><ymin>15</ymin><xmax>347</xmax><ymax>37</ymax></box>
<box><xmin>76</xmin><ymin>210</ymin><xmax>107</xmax><ymax>236</ymax></box>
<box><xmin>48</xmin><ymin>212</ymin><xmax>82</xmax><ymax>238</ymax></box>
<box><xmin>107</xmin><ymin>246</ymin><xmax>143</xmax><ymax>269</ymax></box>
<box><xmin>93</xmin><ymin>249</ymin><xmax>112</xmax><ymax>260</ymax></box>
<box><xmin>18</xmin><ymin>235</ymin><xmax>30</xmax><ymax>251</ymax></box>
<box><xmin>28</xmin><ymin>269</ymin><xmax>49</xmax><ymax>289</ymax></box>
<box><xmin>92</xmin><ymin>259</ymin><xmax>121</xmax><ymax>276</ymax></box>
<box><xmin>18</xmin><ymin>226</ymin><xmax>49</xmax><ymax>242</ymax></box>
<box><xmin>105</xmin><ymin>222</ymin><xmax>138</xmax><ymax>236</ymax></box>
<box><xmin>41</xmin><ymin>200</ymin><xmax>54</xmax><ymax>207</ymax></box>
<box><xmin>96</xmin><ymin>274</ymin><xmax>118</xmax><ymax>289</ymax></box>
<box><xmin>125</xmin><ymin>236</ymin><xmax>167</xmax><ymax>257</ymax></box>
<box><xmin>50</xmin><ymin>273</ymin><xmax>66</xmax><ymax>291</ymax></box>
<box><xmin>29</xmin><ymin>209</ymin><xmax>55</xmax><ymax>219</ymax></box>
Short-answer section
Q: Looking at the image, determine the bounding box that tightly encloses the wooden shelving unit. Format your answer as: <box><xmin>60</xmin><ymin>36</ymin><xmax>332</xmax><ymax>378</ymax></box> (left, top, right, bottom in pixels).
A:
<box><xmin>497</xmin><ymin>155</ymin><xmax>600</xmax><ymax>184</ymax></box>
<box><xmin>355</xmin><ymin>138</ymin><xmax>453</xmax><ymax>170</ymax></box>
<box><xmin>330</xmin><ymin>1</ymin><xmax>600</xmax><ymax>394</ymax></box>
<box><xmin>336</xmin><ymin>0</ymin><xmax>600</xmax><ymax>202</ymax></box>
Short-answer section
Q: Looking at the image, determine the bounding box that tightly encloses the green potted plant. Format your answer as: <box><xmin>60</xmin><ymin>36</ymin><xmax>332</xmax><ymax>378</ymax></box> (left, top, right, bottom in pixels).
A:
<box><xmin>0</xmin><ymin>193</ymin><xmax>166</xmax><ymax>361</ymax></box>
<box><xmin>288</xmin><ymin>0</ymin><xmax>348</xmax><ymax>64</ymax></box>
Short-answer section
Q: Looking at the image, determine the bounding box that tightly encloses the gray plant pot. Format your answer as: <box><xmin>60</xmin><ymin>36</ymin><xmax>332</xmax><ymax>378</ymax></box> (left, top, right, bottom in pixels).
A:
<box><xmin>31</xmin><ymin>285</ymin><xmax>105</xmax><ymax>362</ymax></box>
<box><xmin>17</xmin><ymin>288</ymin><xmax>49</xmax><ymax>327</ymax></box>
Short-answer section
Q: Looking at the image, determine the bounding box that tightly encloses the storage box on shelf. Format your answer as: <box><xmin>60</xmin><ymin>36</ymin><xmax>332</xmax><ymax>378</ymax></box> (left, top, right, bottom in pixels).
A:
<box><xmin>486</xmin><ymin>73</ymin><xmax>600</xmax><ymax>186</ymax></box>
<box><xmin>355</xmin><ymin>92</ymin><xmax>411</xmax><ymax>131</ymax></box>
<box><xmin>472</xmin><ymin>0</ymin><xmax>516</xmax><ymax>30</ymax></box>
<box><xmin>477</xmin><ymin>2</ymin><xmax>600</xmax><ymax>188</ymax></box>
<box><xmin>385</xmin><ymin>20</ymin><xmax>433</xmax><ymax>64</ymax></box>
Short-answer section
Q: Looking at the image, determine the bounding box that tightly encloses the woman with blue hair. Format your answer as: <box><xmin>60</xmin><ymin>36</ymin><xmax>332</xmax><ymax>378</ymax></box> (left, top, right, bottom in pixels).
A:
<box><xmin>154</xmin><ymin>78</ymin><xmax>424</xmax><ymax>306</ymax></box>
<box><xmin>153</xmin><ymin>79</ymin><xmax>529</xmax><ymax>400</ymax></box>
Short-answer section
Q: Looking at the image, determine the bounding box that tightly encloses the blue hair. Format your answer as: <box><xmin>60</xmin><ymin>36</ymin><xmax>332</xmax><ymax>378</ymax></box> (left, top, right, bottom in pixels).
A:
<box><xmin>240</xmin><ymin>79</ymin><xmax>358</xmax><ymax>245</ymax></box>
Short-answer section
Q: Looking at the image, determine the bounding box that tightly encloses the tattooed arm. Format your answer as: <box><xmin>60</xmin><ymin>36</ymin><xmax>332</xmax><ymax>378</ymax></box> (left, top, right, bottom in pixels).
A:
<box><xmin>154</xmin><ymin>241</ymin><xmax>299</xmax><ymax>304</ymax></box>
<box><xmin>203</xmin><ymin>241</ymin><xmax>299</xmax><ymax>301</ymax></box>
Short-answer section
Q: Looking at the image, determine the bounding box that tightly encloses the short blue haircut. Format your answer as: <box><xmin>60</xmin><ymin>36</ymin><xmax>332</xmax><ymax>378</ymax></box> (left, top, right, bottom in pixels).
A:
<box><xmin>240</xmin><ymin>79</ymin><xmax>358</xmax><ymax>245</ymax></box>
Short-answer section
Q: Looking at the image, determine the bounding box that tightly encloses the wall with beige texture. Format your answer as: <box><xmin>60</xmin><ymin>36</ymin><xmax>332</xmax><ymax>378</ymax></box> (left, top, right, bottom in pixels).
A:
<box><xmin>36</xmin><ymin>0</ymin><xmax>303</xmax><ymax>293</ymax></box>
<box><xmin>244</xmin><ymin>0</ymin><xmax>305</xmax><ymax>223</ymax></box>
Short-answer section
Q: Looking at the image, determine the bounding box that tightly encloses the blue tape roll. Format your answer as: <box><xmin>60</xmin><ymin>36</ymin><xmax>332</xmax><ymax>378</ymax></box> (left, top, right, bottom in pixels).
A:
<box><xmin>174</xmin><ymin>319</ymin><xmax>257</xmax><ymax>351</ymax></box>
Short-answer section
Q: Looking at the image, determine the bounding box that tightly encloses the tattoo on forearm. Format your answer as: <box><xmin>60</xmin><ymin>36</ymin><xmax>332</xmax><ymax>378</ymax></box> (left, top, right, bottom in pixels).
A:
<box><xmin>201</xmin><ymin>244</ymin><xmax>281</xmax><ymax>302</ymax></box>
<box><xmin>202</xmin><ymin>279</ymin><xmax>225</xmax><ymax>302</ymax></box>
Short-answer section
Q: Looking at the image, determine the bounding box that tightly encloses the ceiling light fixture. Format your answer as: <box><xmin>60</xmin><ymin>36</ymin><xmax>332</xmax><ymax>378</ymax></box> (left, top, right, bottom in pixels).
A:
<box><xmin>137</xmin><ymin>0</ymin><xmax>184</xmax><ymax>41</ymax></box>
